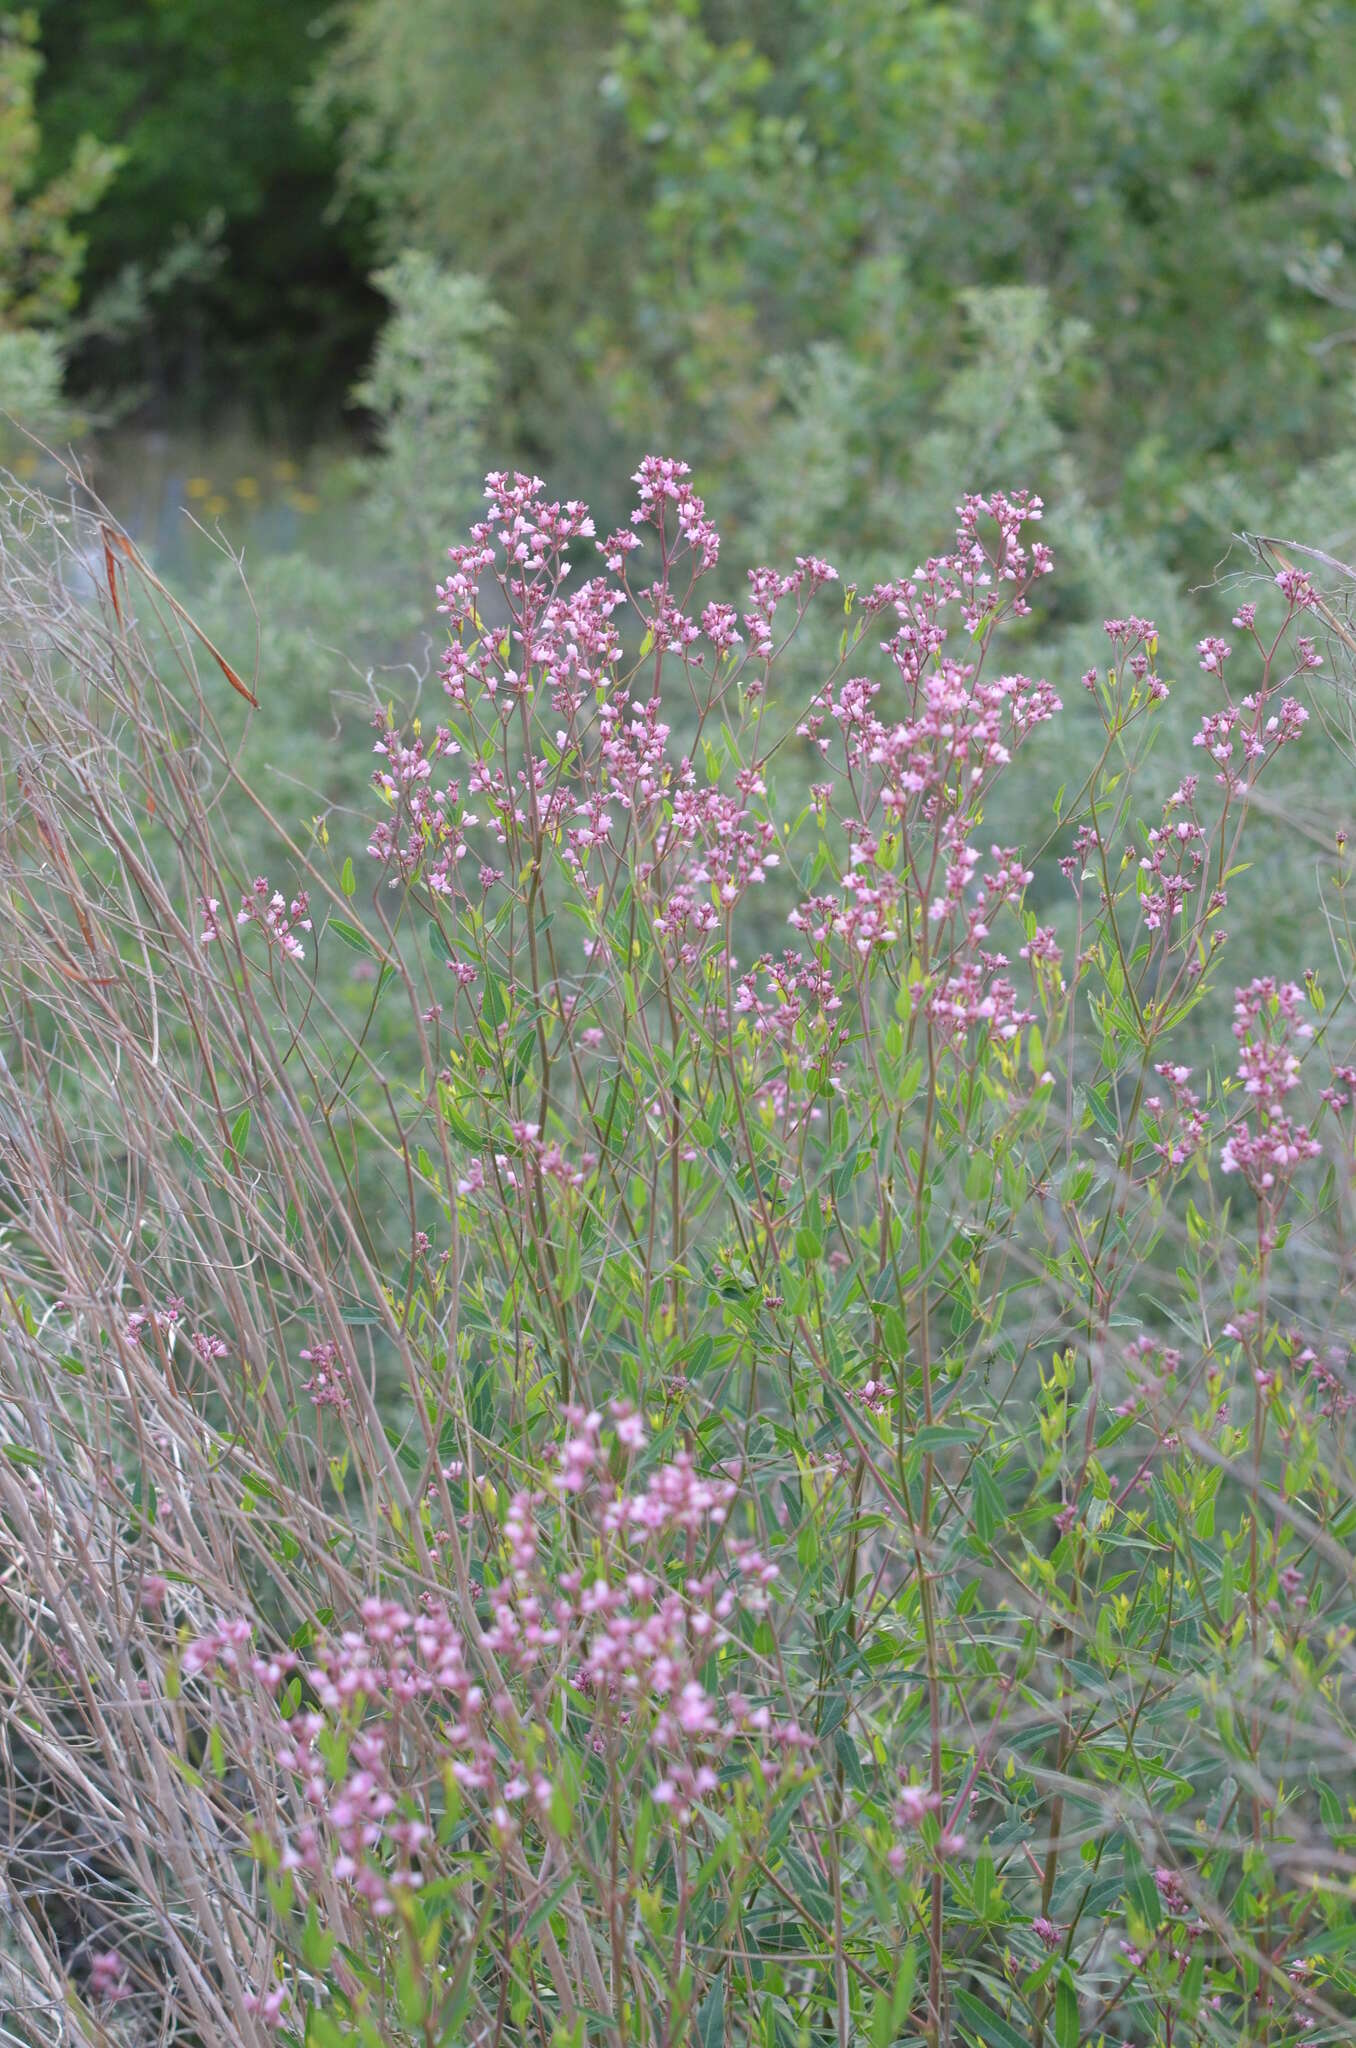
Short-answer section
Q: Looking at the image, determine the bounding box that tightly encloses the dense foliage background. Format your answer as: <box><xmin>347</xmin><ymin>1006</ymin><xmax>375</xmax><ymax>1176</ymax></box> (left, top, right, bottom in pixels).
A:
<box><xmin>19</xmin><ymin>2</ymin><xmax>1356</xmax><ymax>523</ymax></box>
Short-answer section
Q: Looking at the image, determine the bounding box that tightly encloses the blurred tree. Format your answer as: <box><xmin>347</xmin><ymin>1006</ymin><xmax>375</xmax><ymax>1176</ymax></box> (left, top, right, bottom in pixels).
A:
<box><xmin>349</xmin><ymin>252</ymin><xmax>508</xmax><ymax>587</ymax></box>
<box><xmin>0</xmin><ymin>7</ymin><xmax>117</xmax><ymax>430</ymax></box>
<box><xmin>317</xmin><ymin>0</ymin><xmax>1356</xmax><ymax>571</ymax></box>
<box><xmin>31</xmin><ymin>0</ymin><xmax>380</xmax><ymax>427</ymax></box>
<box><xmin>609</xmin><ymin>0</ymin><xmax>1356</xmax><ymax>565</ymax></box>
<box><xmin>310</xmin><ymin>0</ymin><xmax>637</xmax><ymax>474</ymax></box>
<box><xmin>0</xmin><ymin>8</ymin><xmax>116</xmax><ymax>327</ymax></box>
<box><xmin>19</xmin><ymin>0</ymin><xmax>1354</xmax><ymax>571</ymax></box>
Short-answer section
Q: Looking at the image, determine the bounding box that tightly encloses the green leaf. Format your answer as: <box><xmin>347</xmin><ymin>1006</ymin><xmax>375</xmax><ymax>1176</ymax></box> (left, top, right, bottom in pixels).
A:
<box><xmin>167</xmin><ymin>1751</ymin><xmax>203</xmax><ymax>1791</ymax></box>
<box><xmin>910</xmin><ymin>1423</ymin><xmax>979</xmax><ymax>1452</ymax></box>
<box><xmin>1121</xmin><ymin>1838</ymin><xmax>1161</xmax><ymax>1929</ymax></box>
<box><xmin>340</xmin><ymin>855</ymin><xmax>356</xmax><ymax>897</ymax></box>
<box><xmin>833</xmin><ymin>1726</ymin><xmax>867</xmax><ymax>1793</ymax></box>
<box><xmin>482</xmin><ymin>972</ymin><xmax>507</xmax><ymax>1027</ymax></box>
<box><xmin>881</xmin><ymin>1308</ymin><xmax>908</xmax><ymax>1359</ymax></box>
<box><xmin>549</xmin><ymin>1773</ymin><xmax>574</xmax><ymax>1838</ymax></box>
<box><xmin>971</xmin><ymin>1458</ymin><xmax>1005</xmax><ymax>1544</ymax></box>
<box><xmin>872</xmin><ymin>1945</ymin><xmax>918</xmax><ymax>2046</ymax></box>
<box><xmin>300</xmin><ymin>1904</ymin><xmax>336</xmax><ymax>1973</ymax></box>
<box><xmin>696</xmin><ymin>1973</ymin><xmax>725</xmax><ymax>2048</ymax></box>
<box><xmin>326</xmin><ymin>915</ymin><xmax>374</xmax><ymax>955</ymax></box>
<box><xmin>396</xmin><ymin>1945</ymin><xmax>425</xmax><ymax>2027</ymax></box>
<box><xmin>524</xmin><ymin>1871</ymin><xmax>576</xmax><ymax>1938</ymax></box>
<box><xmin>1085</xmin><ymin>1085</ymin><xmax>1119</xmax><ymax>1140</ymax></box>
<box><xmin>440</xmin><ymin>1098</ymin><xmax>480</xmax><ymax>1148</ymax></box>
<box><xmin>973</xmin><ymin>1845</ymin><xmax>997</xmax><ymax>1922</ymax></box>
<box><xmin>172</xmin><ymin>1131</ymin><xmax>209</xmax><ymax>1177</ymax></box>
<box><xmin>1054</xmin><ymin>1969</ymin><xmax>1079</xmax><ymax>2048</ymax></box>
<box><xmin>955</xmin><ymin>1988</ymin><xmax>1032</xmax><ymax>2048</ymax></box>
<box><xmin>897</xmin><ymin>1055</ymin><xmax>923</xmax><ymax>1102</ymax></box>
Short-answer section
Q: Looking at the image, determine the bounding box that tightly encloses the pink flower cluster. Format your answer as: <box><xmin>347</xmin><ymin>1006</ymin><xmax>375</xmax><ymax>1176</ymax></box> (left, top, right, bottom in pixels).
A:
<box><xmin>368</xmin><ymin>461</ymin><xmax>816</xmax><ymax>1003</ymax></box>
<box><xmin>1137</xmin><ymin>776</ymin><xmax>1211</xmax><ymax>936</ymax></box>
<box><xmin>886</xmin><ymin>1780</ymin><xmax>964</xmax><ymax>1872</ymax></box>
<box><xmin>299</xmin><ymin>1338</ymin><xmax>351</xmax><ymax>1414</ymax></box>
<box><xmin>364</xmin><ymin>465</ymin><xmax>1064</xmax><ymax>1091</ymax></box>
<box><xmin>630</xmin><ymin>454</ymin><xmax>721</xmax><ymax>573</ymax></box>
<box><xmin>180</xmin><ymin>1417</ymin><xmax>811</xmax><ymax>1946</ymax></box>
<box><xmin>1190</xmin><ymin>575</ymin><xmax>1316</xmax><ymax>799</ymax></box>
<box><xmin>218</xmin><ymin>876</ymin><xmax>313</xmax><ymax>964</ymax></box>
<box><xmin>183</xmin><ymin>1597</ymin><xmax>512</xmax><ymax>1918</ymax></box>
<box><xmin>447</xmin><ymin>1122</ymin><xmax>598</xmax><ymax>1212</ymax></box>
<box><xmin>1219</xmin><ymin>978</ymin><xmax>1321</xmax><ymax>1199</ymax></box>
<box><xmin>743</xmin><ymin>556</ymin><xmax>837</xmax><ymax>665</ymax></box>
<box><xmin>125</xmin><ymin>1294</ymin><xmax>182</xmax><ymax>1345</ymax></box>
<box><xmin>1145</xmin><ymin>1060</ymin><xmax>1209</xmax><ymax>1168</ymax></box>
<box><xmin>782</xmin><ymin>498</ymin><xmax>1063</xmax><ymax>1049</ymax></box>
<box><xmin>88</xmin><ymin>1949</ymin><xmax>131</xmax><ymax>2003</ymax></box>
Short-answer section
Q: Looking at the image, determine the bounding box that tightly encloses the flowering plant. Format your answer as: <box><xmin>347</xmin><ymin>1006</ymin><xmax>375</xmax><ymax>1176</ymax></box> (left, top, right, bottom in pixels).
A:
<box><xmin>1</xmin><ymin>465</ymin><xmax>1354</xmax><ymax>2045</ymax></box>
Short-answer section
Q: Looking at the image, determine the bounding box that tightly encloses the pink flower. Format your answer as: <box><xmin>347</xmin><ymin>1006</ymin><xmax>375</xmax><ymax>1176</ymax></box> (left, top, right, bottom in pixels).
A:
<box><xmin>235</xmin><ymin>877</ymin><xmax>311</xmax><ymax>964</ymax></box>
<box><xmin>242</xmin><ymin>1986</ymin><xmax>287</xmax><ymax>2028</ymax></box>
<box><xmin>611</xmin><ymin>1399</ymin><xmax>648</xmax><ymax>1450</ymax></box>
<box><xmin>299</xmin><ymin>1339</ymin><xmax>351</xmax><ymax>1415</ymax></box>
<box><xmin>894</xmin><ymin>1783</ymin><xmax>942</xmax><ymax>1826</ymax></box>
<box><xmin>1220</xmin><ymin>980</ymin><xmax>1320</xmax><ymax>1195</ymax></box>
<box><xmin>89</xmin><ymin>1950</ymin><xmax>131</xmax><ymax>2003</ymax></box>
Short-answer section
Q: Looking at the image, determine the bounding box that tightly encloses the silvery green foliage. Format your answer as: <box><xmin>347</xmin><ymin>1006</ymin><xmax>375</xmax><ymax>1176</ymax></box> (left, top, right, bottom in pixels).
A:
<box><xmin>0</xmin><ymin>329</ymin><xmax>65</xmax><ymax>434</ymax></box>
<box><xmin>351</xmin><ymin>253</ymin><xmax>508</xmax><ymax>583</ymax></box>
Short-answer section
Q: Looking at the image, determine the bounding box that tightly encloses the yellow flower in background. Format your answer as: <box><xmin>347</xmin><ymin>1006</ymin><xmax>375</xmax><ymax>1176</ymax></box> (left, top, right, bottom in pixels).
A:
<box><xmin>185</xmin><ymin>477</ymin><xmax>211</xmax><ymax>499</ymax></box>
<box><xmin>233</xmin><ymin>476</ymin><xmax>260</xmax><ymax>501</ymax></box>
<box><xmin>272</xmin><ymin>459</ymin><xmax>298</xmax><ymax>482</ymax></box>
<box><xmin>12</xmin><ymin>453</ymin><xmax>37</xmax><ymax>478</ymax></box>
<box><xmin>286</xmin><ymin>490</ymin><xmax>319</xmax><ymax>514</ymax></box>
<box><xmin>204</xmin><ymin>494</ymin><xmax>230</xmax><ymax>519</ymax></box>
